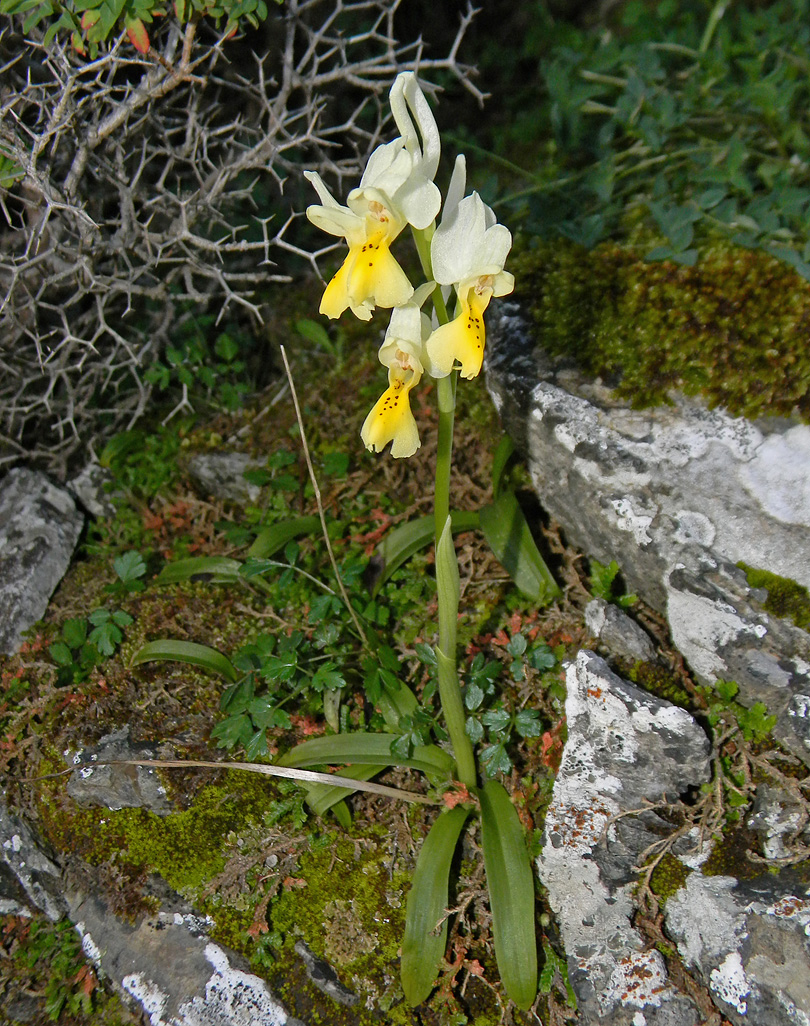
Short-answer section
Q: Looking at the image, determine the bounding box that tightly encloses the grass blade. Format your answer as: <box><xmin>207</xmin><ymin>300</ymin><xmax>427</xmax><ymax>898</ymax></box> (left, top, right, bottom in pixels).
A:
<box><xmin>402</xmin><ymin>805</ymin><xmax>470</xmax><ymax>1005</ymax></box>
<box><xmin>246</xmin><ymin>516</ymin><xmax>321</xmax><ymax>559</ymax></box>
<box><xmin>131</xmin><ymin>639</ymin><xmax>239</xmax><ymax>683</ymax></box>
<box><xmin>277</xmin><ymin>733</ymin><xmax>455</xmax><ymax>779</ymax></box>
<box><xmin>477</xmin><ymin>779</ymin><xmax>538</xmax><ymax>1010</ymax></box>
<box><xmin>479</xmin><ymin>490</ymin><xmax>561</xmax><ymax>604</ymax></box>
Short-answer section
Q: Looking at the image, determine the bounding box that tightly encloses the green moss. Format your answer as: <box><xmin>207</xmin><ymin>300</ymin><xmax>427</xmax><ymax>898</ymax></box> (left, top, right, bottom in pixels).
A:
<box><xmin>739</xmin><ymin>562</ymin><xmax>810</xmax><ymax>630</ymax></box>
<box><xmin>702</xmin><ymin>825</ymin><xmax>761</xmax><ymax>880</ymax></box>
<box><xmin>619</xmin><ymin>660</ymin><xmax>691</xmax><ymax>708</ymax></box>
<box><xmin>648</xmin><ymin>852</ymin><xmax>691</xmax><ymax>904</ymax></box>
<box><xmin>268</xmin><ymin>829</ymin><xmax>410</xmax><ymax>1022</ymax></box>
<box><xmin>513</xmin><ymin>240</ymin><xmax>810</xmax><ymax>422</ymax></box>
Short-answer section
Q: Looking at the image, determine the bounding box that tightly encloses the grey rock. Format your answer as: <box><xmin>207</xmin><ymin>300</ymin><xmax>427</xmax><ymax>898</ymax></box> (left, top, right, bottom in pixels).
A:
<box><xmin>665</xmin><ymin>557</ymin><xmax>810</xmax><ymax>765</ymax></box>
<box><xmin>486</xmin><ymin>302</ymin><xmax>810</xmax><ymax>764</ymax></box>
<box><xmin>187</xmin><ymin>453</ymin><xmax>262</xmax><ymax>504</ymax></box>
<box><xmin>69</xmin><ymin>883</ymin><xmax>299</xmax><ymax>1026</ymax></box>
<box><xmin>0</xmin><ymin>467</ymin><xmax>84</xmax><ymax>654</ymax></box>
<box><xmin>66</xmin><ymin>726</ymin><xmax>173</xmax><ymax>816</ymax></box>
<box><xmin>748</xmin><ymin>783</ymin><xmax>809</xmax><ymax>860</ymax></box>
<box><xmin>665</xmin><ymin>867</ymin><xmax>810</xmax><ymax>1026</ymax></box>
<box><xmin>0</xmin><ymin>792</ymin><xmax>66</xmax><ymax>922</ymax></box>
<box><xmin>294</xmin><ymin>940</ymin><xmax>359</xmax><ymax>1007</ymax></box>
<box><xmin>68</xmin><ymin>460</ymin><xmax>118</xmax><ymax>518</ymax></box>
<box><xmin>537</xmin><ymin>651</ymin><xmax>710</xmax><ymax>1026</ymax></box>
<box><xmin>585</xmin><ymin>597</ymin><xmax>658</xmax><ymax>664</ymax></box>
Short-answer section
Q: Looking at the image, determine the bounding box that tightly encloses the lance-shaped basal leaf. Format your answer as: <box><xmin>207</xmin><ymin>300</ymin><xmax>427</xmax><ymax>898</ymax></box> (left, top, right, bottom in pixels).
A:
<box><xmin>246</xmin><ymin>516</ymin><xmax>322</xmax><ymax>559</ymax></box>
<box><xmin>402</xmin><ymin>805</ymin><xmax>470</xmax><ymax>1005</ymax></box>
<box><xmin>372</xmin><ymin>511</ymin><xmax>479</xmax><ymax>594</ymax></box>
<box><xmin>479</xmin><ymin>490</ymin><xmax>561</xmax><ymax>604</ymax></box>
<box><xmin>155</xmin><ymin>556</ymin><xmax>242</xmax><ymax>586</ymax></box>
<box><xmin>277</xmin><ymin>733</ymin><xmax>454</xmax><ymax>780</ymax></box>
<box><xmin>490</xmin><ymin>434</ymin><xmax>515</xmax><ymax>501</ymax></box>
<box><xmin>131</xmin><ymin>640</ymin><xmax>239</xmax><ymax>683</ymax></box>
<box><xmin>304</xmin><ymin>764</ymin><xmax>387</xmax><ymax>817</ymax></box>
<box><xmin>477</xmin><ymin>779</ymin><xmax>538</xmax><ymax>1010</ymax></box>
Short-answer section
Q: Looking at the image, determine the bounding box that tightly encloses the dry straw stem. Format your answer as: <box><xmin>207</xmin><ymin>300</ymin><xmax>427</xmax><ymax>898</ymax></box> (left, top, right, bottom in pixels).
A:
<box><xmin>278</xmin><ymin>343</ymin><xmax>370</xmax><ymax>645</ymax></box>
<box><xmin>0</xmin><ymin>1</ymin><xmax>478</xmax><ymax>475</ymax></box>
<box><xmin>28</xmin><ymin>757</ymin><xmax>438</xmax><ymax>804</ymax></box>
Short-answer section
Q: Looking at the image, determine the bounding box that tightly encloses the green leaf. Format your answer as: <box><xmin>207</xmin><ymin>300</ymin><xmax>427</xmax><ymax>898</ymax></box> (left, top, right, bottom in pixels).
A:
<box><xmin>155</xmin><ymin>556</ymin><xmax>242</xmax><ymax>586</ymax></box>
<box><xmin>246</xmin><ymin>517</ymin><xmax>321</xmax><ymax>559</ymax></box>
<box><xmin>477</xmin><ymin>779</ymin><xmax>538</xmax><ymax>1010</ymax></box>
<box><xmin>131</xmin><ymin>640</ymin><xmax>238</xmax><ymax>683</ymax></box>
<box><xmin>277</xmin><ymin>733</ymin><xmax>454</xmax><ymax>779</ymax></box>
<box><xmin>373</xmin><ymin>511</ymin><xmax>479</xmax><ymax>594</ymax></box>
<box><xmin>114</xmin><ymin>550</ymin><xmax>146</xmax><ymax>584</ymax></box>
<box><xmin>305</xmin><ymin>764</ymin><xmax>387</xmax><ymax>816</ymax></box>
<box><xmin>401</xmin><ymin>806</ymin><xmax>470</xmax><ymax>1005</ymax></box>
<box><xmin>491</xmin><ymin>435</ymin><xmax>515</xmax><ymax>500</ymax></box>
<box><xmin>62</xmin><ymin>618</ymin><xmax>88</xmax><ymax>650</ymax></box>
<box><xmin>479</xmin><ymin>490</ymin><xmax>560</xmax><ymax>603</ymax></box>
<box><xmin>49</xmin><ymin>642</ymin><xmax>75</xmax><ymax>667</ymax></box>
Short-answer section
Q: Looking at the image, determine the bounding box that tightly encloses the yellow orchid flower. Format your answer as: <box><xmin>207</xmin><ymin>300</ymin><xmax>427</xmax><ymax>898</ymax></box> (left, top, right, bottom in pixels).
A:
<box><xmin>304</xmin><ymin>72</ymin><xmax>442</xmax><ymax>321</ymax></box>
<box><xmin>361</xmin><ymin>284</ymin><xmax>433</xmax><ymax>458</ymax></box>
<box><xmin>427</xmin><ymin>191</ymin><xmax>514</xmax><ymax>379</ymax></box>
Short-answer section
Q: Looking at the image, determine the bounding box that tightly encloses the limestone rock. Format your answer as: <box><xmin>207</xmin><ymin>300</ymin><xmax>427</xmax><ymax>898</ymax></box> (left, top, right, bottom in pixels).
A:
<box><xmin>186</xmin><ymin>452</ymin><xmax>262</xmax><ymax>504</ymax></box>
<box><xmin>66</xmin><ymin>726</ymin><xmax>173</xmax><ymax>816</ymax></box>
<box><xmin>585</xmin><ymin>597</ymin><xmax>658</xmax><ymax>664</ymax></box>
<box><xmin>0</xmin><ymin>467</ymin><xmax>84</xmax><ymax>654</ymax></box>
<box><xmin>68</xmin><ymin>460</ymin><xmax>118</xmax><ymax>518</ymax></box>
<box><xmin>0</xmin><ymin>793</ymin><xmax>66</xmax><ymax>922</ymax></box>
<box><xmin>69</xmin><ymin>884</ymin><xmax>302</xmax><ymax>1026</ymax></box>
<box><xmin>537</xmin><ymin>651</ymin><xmax>710</xmax><ymax>1026</ymax></box>
<box><xmin>486</xmin><ymin>302</ymin><xmax>810</xmax><ymax>764</ymax></box>
<box><xmin>665</xmin><ymin>867</ymin><xmax>810</xmax><ymax>1026</ymax></box>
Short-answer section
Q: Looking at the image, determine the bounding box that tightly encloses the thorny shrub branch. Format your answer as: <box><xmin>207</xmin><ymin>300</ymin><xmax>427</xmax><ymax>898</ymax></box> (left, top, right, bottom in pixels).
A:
<box><xmin>0</xmin><ymin>0</ymin><xmax>477</xmax><ymax>475</ymax></box>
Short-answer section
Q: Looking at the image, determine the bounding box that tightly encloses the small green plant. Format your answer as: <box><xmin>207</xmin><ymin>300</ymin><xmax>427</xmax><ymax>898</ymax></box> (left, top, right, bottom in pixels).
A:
<box><xmin>212</xmin><ymin>631</ymin><xmax>347</xmax><ymax>757</ymax></box>
<box><xmin>500</xmin><ymin>0</ymin><xmax>810</xmax><ymax>279</ymax></box>
<box><xmin>48</xmin><ymin>608</ymin><xmax>132</xmax><ymax>684</ymax></box>
<box><xmin>105</xmin><ymin>551</ymin><xmax>148</xmax><ymax>597</ymax></box>
<box><xmin>702</xmin><ymin>678</ymin><xmax>777</xmax><ymax>745</ymax></box>
<box><xmin>589</xmin><ymin>558</ymin><xmax>638</xmax><ymax>608</ymax></box>
<box><xmin>1</xmin><ymin>0</ymin><xmax>280</xmax><ymax>58</ymax></box>
<box><xmin>145</xmin><ymin>324</ymin><xmax>253</xmax><ymax>413</ymax></box>
<box><xmin>15</xmin><ymin>916</ymin><xmax>98</xmax><ymax>1020</ymax></box>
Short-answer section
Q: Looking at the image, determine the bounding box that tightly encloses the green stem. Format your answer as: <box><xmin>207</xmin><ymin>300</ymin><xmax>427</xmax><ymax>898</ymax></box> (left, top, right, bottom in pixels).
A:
<box><xmin>434</xmin><ymin>374</ymin><xmax>455</xmax><ymax>545</ymax></box>
<box><xmin>411</xmin><ymin>224</ymin><xmax>477</xmax><ymax>788</ymax></box>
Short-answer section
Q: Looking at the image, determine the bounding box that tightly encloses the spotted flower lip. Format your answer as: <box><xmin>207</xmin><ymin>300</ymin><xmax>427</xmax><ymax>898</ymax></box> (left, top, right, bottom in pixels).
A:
<box><xmin>360</xmin><ymin>282</ymin><xmax>434</xmax><ymax>458</ymax></box>
<box><xmin>426</xmin><ymin>191</ymin><xmax>514</xmax><ymax>379</ymax></box>
<box><xmin>304</xmin><ymin>72</ymin><xmax>442</xmax><ymax>321</ymax></box>
<box><xmin>304</xmin><ymin>170</ymin><xmax>413</xmax><ymax>321</ymax></box>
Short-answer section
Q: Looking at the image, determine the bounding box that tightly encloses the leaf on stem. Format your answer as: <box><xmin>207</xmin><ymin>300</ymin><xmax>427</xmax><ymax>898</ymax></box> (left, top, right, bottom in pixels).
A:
<box><xmin>477</xmin><ymin>779</ymin><xmax>538</xmax><ymax>1010</ymax></box>
<box><xmin>402</xmin><ymin>805</ymin><xmax>470</xmax><ymax>1006</ymax></box>
<box><xmin>155</xmin><ymin>556</ymin><xmax>242</xmax><ymax>586</ymax></box>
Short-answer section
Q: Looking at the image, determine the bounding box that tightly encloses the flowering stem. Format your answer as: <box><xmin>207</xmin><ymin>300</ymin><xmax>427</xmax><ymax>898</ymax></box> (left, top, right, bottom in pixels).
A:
<box><xmin>412</xmin><ymin>224</ymin><xmax>477</xmax><ymax>787</ymax></box>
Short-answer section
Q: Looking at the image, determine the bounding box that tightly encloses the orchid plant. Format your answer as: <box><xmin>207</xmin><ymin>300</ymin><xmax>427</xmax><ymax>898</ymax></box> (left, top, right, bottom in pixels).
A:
<box><xmin>297</xmin><ymin>72</ymin><xmax>538</xmax><ymax>1011</ymax></box>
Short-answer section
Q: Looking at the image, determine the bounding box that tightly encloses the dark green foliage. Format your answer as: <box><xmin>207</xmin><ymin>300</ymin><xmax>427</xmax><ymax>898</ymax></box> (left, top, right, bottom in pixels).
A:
<box><xmin>495</xmin><ymin>0</ymin><xmax>810</xmax><ymax>277</ymax></box>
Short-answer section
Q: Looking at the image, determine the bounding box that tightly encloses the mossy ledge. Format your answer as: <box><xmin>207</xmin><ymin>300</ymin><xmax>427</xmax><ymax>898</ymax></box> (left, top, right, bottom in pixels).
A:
<box><xmin>739</xmin><ymin>562</ymin><xmax>810</xmax><ymax>631</ymax></box>
<box><xmin>512</xmin><ymin>240</ymin><xmax>810</xmax><ymax>422</ymax></box>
